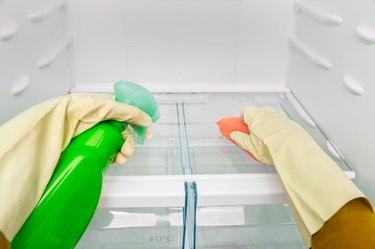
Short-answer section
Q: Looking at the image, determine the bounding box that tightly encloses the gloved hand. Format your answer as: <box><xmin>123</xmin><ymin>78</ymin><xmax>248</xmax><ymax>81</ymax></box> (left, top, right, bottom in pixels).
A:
<box><xmin>229</xmin><ymin>106</ymin><xmax>369</xmax><ymax>248</ymax></box>
<box><xmin>0</xmin><ymin>93</ymin><xmax>152</xmax><ymax>244</ymax></box>
<box><xmin>229</xmin><ymin>106</ymin><xmax>285</xmax><ymax>165</ymax></box>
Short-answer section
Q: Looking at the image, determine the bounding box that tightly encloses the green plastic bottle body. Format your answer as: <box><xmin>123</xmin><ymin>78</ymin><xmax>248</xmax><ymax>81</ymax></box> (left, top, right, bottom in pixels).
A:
<box><xmin>12</xmin><ymin>121</ymin><xmax>124</xmax><ymax>249</ymax></box>
<box><xmin>12</xmin><ymin>82</ymin><xmax>160</xmax><ymax>248</ymax></box>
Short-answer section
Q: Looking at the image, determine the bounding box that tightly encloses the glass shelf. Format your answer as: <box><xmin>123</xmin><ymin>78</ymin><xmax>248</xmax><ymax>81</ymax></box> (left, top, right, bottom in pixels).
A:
<box><xmin>183</xmin><ymin>92</ymin><xmax>353</xmax><ymax>175</ymax></box>
<box><xmin>106</xmin><ymin>103</ymin><xmax>183</xmax><ymax>176</ymax></box>
<box><xmin>105</xmin><ymin>92</ymin><xmax>353</xmax><ymax>177</ymax></box>
<box><xmin>189</xmin><ymin>139</ymin><xmax>276</xmax><ymax>174</ymax></box>
<box><xmin>81</xmin><ymin>92</ymin><xmax>354</xmax><ymax>249</ymax></box>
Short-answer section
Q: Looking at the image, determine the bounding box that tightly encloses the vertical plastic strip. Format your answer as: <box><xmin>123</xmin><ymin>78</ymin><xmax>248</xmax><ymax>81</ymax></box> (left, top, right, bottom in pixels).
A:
<box><xmin>182</xmin><ymin>183</ymin><xmax>188</xmax><ymax>249</ymax></box>
<box><xmin>183</xmin><ymin>181</ymin><xmax>197</xmax><ymax>249</ymax></box>
<box><xmin>177</xmin><ymin>102</ymin><xmax>193</xmax><ymax>175</ymax></box>
<box><xmin>177</xmin><ymin>102</ymin><xmax>197</xmax><ymax>249</ymax></box>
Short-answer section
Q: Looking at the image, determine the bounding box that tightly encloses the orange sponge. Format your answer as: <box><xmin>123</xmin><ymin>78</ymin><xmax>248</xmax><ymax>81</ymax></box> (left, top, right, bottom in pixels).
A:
<box><xmin>216</xmin><ymin>117</ymin><xmax>259</xmax><ymax>161</ymax></box>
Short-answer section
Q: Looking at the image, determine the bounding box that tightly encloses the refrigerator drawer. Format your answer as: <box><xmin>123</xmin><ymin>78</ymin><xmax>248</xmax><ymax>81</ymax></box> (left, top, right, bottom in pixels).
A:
<box><xmin>195</xmin><ymin>204</ymin><xmax>304</xmax><ymax>249</ymax></box>
<box><xmin>76</xmin><ymin>207</ymin><xmax>185</xmax><ymax>249</ymax></box>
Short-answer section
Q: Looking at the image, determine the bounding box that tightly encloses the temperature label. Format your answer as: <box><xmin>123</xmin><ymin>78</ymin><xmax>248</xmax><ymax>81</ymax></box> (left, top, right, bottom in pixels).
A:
<box><xmin>149</xmin><ymin>235</ymin><xmax>174</xmax><ymax>242</ymax></box>
<box><xmin>143</xmin><ymin>229</ymin><xmax>179</xmax><ymax>247</ymax></box>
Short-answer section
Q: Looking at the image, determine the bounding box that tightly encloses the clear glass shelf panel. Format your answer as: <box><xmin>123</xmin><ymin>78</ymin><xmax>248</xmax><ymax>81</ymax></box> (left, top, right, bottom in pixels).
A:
<box><xmin>189</xmin><ymin>139</ymin><xmax>276</xmax><ymax>174</ymax></box>
<box><xmin>183</xmin><ymin>92</ymin><xmax>352</xmax><ymax>175</ymax></box>
<box><xmin>106</xmin><ymin>102</ymin><xmax>183</xmax><ymax>176</ymax></box>
<box><xmin>104</xmin><ymin>92</ymin><xmax>352</xmax><ymax>176</ymax></box>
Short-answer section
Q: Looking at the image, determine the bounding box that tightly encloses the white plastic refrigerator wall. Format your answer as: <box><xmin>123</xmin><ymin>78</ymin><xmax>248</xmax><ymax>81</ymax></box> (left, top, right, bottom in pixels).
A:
<box><xmin>1</xmin><ymin>0</ymin><xmax>375</xmax><ymax>248</ymax></box>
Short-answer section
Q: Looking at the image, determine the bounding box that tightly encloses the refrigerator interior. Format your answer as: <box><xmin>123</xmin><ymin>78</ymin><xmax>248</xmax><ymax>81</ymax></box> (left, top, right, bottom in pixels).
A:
<box><xmin>1</xmin><ymin>0</ymin><xmax>375</xmax><ymax>248</ymax></box>
<box><xmin>76</xmin><ymin>92</ymin><xmax>352</xmax><ymax>249</ymax></box>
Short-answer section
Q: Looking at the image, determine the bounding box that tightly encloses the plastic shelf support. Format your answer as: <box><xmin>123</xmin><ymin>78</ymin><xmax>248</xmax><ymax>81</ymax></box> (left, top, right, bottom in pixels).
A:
<box><xmin>294</xmin><ymin>0</ymin><xmax>343</xmax><ymax>25</ymax></box>
<box><xmin>355</xmin><ymin>26</ymin><xmax>375</xmax><ymax>44</ymax></box>
<box><xmin>343</xmin><ymin>75</ymin><xmax>365</xmax><ymax>96</ymax></box>
<box><xmin>10</xmin><ymin>74</ymin><xmax>31</xmax><ymax>96</ymax></box>
<box><xmin>288</xmin><ymin>37</ymin><xmax>332</xmax><ymax>70</ymax></box>
<box><xmin>28</xmin><ymin>0</ymin><xmax>68</xmax><ymax>23</ymax></box>
<box><xmin>0</xmin><ymin>22</ymin><xmax>18</xmax><ymax>41</ymax></box>
<box><xmin>37</xmin><ymin>34</ymin><xmax>73</xmax><ymax>69</ymax></box>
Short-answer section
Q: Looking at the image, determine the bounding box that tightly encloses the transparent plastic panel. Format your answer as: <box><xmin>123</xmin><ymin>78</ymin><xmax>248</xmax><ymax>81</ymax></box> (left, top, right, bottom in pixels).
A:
<box><xmin>106</xmin><ymin>102</ymin><xmax>183</xmax><ymax>176</ymax></box>
<box><xmin>183</xmin><ymin>182</ymin><xmax>197</xmax><ymax>249</ymax></box>
<box><xmin>184</xmin><ymin>93</ymin><xmax>280</xmax><ymax>175</ymax></box>
<box><xmin>104</xmin><ymin>92</ymin><xmax>351</xmax><ymax>177</ymax></box>
<box><xmin>194</xmin><ymin>204</ymin><xmax>304</xmax><ymax>249</ymax></box>
<box><xmin>183</xmin><ymin>93</ymin><xmax>352</xmax><ymax>175</ymax></box>
<box><xmin>76</xmin><ymin>207</ymin><xmax>185</xmax><ymax>249</ymax></box>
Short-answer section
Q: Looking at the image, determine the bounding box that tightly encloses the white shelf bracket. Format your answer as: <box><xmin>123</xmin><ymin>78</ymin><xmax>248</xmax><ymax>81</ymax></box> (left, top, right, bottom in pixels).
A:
<box><xmin>11</xmin><ymin>74</ymin><xmax>31</xmax><ymax>96</ymax></box>
<box><xmin>343</xmin><ymin>75</ymin><xmax>365</xmax><ymax>96</ymax></box>
<box><xmin>28</xmin><ymin>0</ymin><xmax>68</xmax><ymax>23</ymax></box>
<box><xmin>37</xmin><ymin>34</ymin><xmax>73</xmax><ymax>69</ymax></box>
<box><xmin>0</xmin><ymin>22</ymin><xmax>18</xmax><ymax>41</ymax></box>
<box><xmin>294</xmin><ymin>0</ymin><xmax>343</xmax><ymax>25</ymax></box>
<box><xmin>288</xmin><ymin>37</ymin><xmax>332</xmax><ymax>70</ymax></box>
<box><xmin>355</xmin><ymin>26</ymin><xmax>375</xmax><ymax>44</ymax></box>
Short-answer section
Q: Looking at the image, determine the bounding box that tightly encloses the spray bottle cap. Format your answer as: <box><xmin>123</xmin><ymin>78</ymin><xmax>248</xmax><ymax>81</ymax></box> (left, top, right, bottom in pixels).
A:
<box><xmin>114</xmin><ymin>81</ymin><xmax>160</xmax><ymax>144</ymax></box>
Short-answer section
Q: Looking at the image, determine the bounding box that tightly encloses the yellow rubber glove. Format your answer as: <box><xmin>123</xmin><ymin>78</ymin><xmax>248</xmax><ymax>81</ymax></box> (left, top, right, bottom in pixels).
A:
<box><xmin>0</xmin><ymin>93</ymin><xmax>152</xmax><ymax>242</ymax></box>
<box><xmin>230</xmin><ymin>106</ymin><xmax>371</xmax><ymax>248</ymax></box>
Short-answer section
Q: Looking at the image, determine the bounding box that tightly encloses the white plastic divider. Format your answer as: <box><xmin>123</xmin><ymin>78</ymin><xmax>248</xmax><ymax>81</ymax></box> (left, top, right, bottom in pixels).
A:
<box><xmin>0</xmin><ymin>22</ymin><xmax>18</xmax><ymax>41</ymax></box>
<box><xmin>100</xmin><ymin>171</ymin><xmax>355</xmax><ymax>208</ymax></box>
<box><xmin>28</xmin><ymin>0</ymin><xmax>68</xmax><ymax>23</ymax></box>
<box><xmin>342</xmin><ymin>75</ymin><xmax>365</xmax><ymax>96</ymax></box>
<box><xmin>37</xmin><ymin>33</ymin><xmax>73</xmax><ymax>69</ymax></box>
<box><xmin>355</xmin><ymin>26</ymin><xmax>375</xmax><ymax>44</ymax></box>
<box><xmin>100</xmin><ymin>174</ymin><xmax>287</xmax><ymax>208</ymax></box>
<box><xmin>288</xmin><ymin>37</ymin><xmax>332</xmax><ymax>70</ymax></box>
<box><xmin>294</xmin><ymin>0</ymin><xmax>343</xmax><ymax>25</ymax></box>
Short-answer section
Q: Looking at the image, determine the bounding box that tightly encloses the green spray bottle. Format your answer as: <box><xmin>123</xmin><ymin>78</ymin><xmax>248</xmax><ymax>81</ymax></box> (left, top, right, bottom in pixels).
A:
<box><xmin>12</xmin><ymin>81</ymin><xmax>160</xmax><ymax>249</ymax></box>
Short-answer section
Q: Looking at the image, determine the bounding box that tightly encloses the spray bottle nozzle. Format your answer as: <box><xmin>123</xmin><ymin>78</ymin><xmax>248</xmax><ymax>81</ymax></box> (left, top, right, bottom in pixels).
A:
<box><xmin>114</xmin><ymin>81</ymin><xmax>160</xmax><ymax>144</ymax></box>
